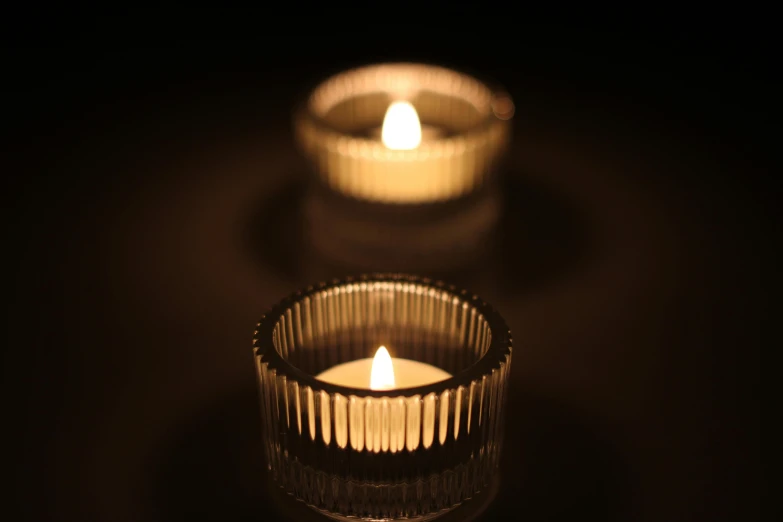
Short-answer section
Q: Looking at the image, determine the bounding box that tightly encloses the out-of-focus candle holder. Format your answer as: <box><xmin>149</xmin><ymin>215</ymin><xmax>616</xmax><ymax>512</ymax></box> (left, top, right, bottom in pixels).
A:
<box><xmin>254</xmin><ymin>274</ymin><xmax>513</xmax><ymax>521</ymax></box>
<box><xmin>296</xmin><ymin>63</ymin><xmax>513</xmax><ymax>204</ymax></box>
<box><xmin>294</xmin><ymin>63</ymin><xmax>514</xmax><ymax>277</ymax></box>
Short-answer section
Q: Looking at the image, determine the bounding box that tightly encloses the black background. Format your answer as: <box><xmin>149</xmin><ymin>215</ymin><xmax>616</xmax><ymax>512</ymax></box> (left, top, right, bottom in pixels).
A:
<box><xmin>4</xmin><ymin>14</ymin><xmax>767</xmax><ymax>522</ymax></box>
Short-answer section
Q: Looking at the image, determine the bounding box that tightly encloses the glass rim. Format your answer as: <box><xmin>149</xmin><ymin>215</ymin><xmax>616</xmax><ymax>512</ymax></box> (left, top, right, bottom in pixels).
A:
<box><xmin>253</xmin><ymin>273</ymin><xmax>513</xmax><ymax>399</ymax></box>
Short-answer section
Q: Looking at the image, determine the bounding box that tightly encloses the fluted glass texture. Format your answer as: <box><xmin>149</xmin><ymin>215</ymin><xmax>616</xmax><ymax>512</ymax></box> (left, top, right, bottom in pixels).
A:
<box><xmin>253</xmin><ymin>275</ymin><xmax>512</xmax><ymax>520</ymax></box>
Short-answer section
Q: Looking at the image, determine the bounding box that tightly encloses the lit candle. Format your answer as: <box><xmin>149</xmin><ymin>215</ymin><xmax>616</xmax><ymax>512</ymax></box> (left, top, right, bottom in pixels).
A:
<box><xmin>253</xmin><ymin>275</ymin><xmax>514</xmax><ymax>520</ymax></box>
<box><xmin>369</xmin><ymin>101</ymin><xmax>443</xmax><ymax>147</ymax></box>
<box><xmin>315</xmin><ymin>345</ymin><xmax>452</xmax><ymax>390</ymax></box>
<box><xmin>296</xmin><ymin>63</ymin><xmax>513</xmax><ymax>204</ymax></box>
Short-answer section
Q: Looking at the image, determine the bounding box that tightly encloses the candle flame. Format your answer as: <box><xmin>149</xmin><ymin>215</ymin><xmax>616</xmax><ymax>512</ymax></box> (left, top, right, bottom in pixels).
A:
<box><xmin>381</xmin><ymin>101</ymin><xmax>422</xmax><ymax>150</ymax></box>
<box><xmin>370</xmin><ymin>346</ymin><xmax>395</xmax><ymax>390</ymax></box>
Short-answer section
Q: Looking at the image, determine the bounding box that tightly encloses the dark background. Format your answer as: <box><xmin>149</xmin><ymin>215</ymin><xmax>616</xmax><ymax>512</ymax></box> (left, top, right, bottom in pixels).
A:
<box><xmin>4</xmin><ymin>16</ymin><xmax>767</xmax><ymax>522</ymax></box>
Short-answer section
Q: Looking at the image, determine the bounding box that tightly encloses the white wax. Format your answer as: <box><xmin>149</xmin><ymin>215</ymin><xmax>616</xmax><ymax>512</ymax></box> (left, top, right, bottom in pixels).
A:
<box><xmin>315</xmin><ymin>358</ymin><xmax>452</xmax><ymax>390</ymax></box>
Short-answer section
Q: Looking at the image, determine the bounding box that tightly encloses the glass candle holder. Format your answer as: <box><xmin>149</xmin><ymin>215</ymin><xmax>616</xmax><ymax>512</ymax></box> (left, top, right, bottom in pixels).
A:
<box><xmin>293</xmin><ymin>63</ymin><xmax>514</xmax><ymax>277</ymax></box>
<box><xmin>253</xmin><ymin>274</ymin><xmax>513</xmax><ymax>521</ymax></box>
<box><xmin>295</xmin><ymin>63</ymin><xmax>514</xmax><ymax>204</ymax></box>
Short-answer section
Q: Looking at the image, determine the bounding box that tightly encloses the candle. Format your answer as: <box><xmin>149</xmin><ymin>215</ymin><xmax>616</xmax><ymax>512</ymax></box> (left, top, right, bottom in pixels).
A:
<box><xmin>367</xmin><ymin>101</ymin><xmax>443</xmax><ymax>147</ymax></box>
<box><xmin>295</xmin><ymin>63</ymin><xmax>513</xmax><ymax>204</ymax></box>
<box><xmin>253</xmin><ymin>275</ymin><xmax>514</xmax><ymax>521</ymax></box>
<box><xmin>298</xmin><ymin>65</ymin><xmax>511</xmax><ymax>276</ymax></box>
<box><xmin>315</xmin><ymin>345</ymin><xmax>452</xmax><ymax>390</ymax></box>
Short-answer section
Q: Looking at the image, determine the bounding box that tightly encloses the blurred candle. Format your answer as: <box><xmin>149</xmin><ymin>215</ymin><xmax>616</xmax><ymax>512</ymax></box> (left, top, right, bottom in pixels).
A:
<box><xmin>296</xmin><ymin>63</ymin><xmax>512</xmax><ymax>204</ymax></box>
<box><xmin>382</xmin><ymin>101</ymin><xmax>422</xmax><ymax>149</ymax></box>
<box><xmin>370</xmin><ymin>101</ymin><xmax>442</xmax><ymax>145</ymax></box>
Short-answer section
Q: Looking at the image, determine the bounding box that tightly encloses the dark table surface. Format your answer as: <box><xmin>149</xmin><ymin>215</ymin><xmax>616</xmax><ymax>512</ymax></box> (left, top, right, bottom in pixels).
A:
<box><xmin>5</xmin><ymin>26</ymin><xmax>766</xmax><ymax>522</ymax></box>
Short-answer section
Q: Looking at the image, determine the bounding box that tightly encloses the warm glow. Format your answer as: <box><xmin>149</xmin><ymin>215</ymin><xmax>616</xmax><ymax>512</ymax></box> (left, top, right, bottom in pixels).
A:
<box><xmin>369</xmin><ymin>346</ymin><xmax>395</xmax><ymax>390</ymax></box>
<box><xmin>381</xmin><ymin>101</ymin><xmax>422</xmax><ymax>150</ymax></box>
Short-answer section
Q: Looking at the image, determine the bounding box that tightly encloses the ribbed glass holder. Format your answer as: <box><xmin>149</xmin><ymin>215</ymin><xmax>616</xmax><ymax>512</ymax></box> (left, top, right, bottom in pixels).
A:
<box><xmin>253</xmin><ymin>275</ymin><xmax>513</xmax><ymax>521</ymax></box>
<box><xmin>294</xmin><ymin>63</ymin><xmax>514</xmax><ymax>205</ymax></box>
